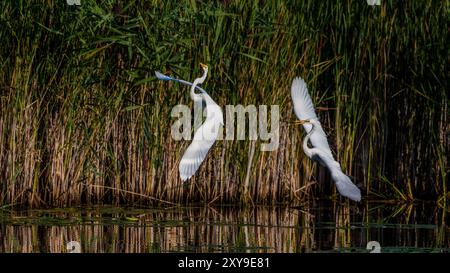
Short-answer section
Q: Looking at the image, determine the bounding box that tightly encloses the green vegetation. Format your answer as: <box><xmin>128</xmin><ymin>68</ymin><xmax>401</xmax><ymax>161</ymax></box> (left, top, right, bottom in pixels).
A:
<box><xmin>0</xmin><ymin>0</ymin><xmax>448</xmax><ymax>207</ymax></box>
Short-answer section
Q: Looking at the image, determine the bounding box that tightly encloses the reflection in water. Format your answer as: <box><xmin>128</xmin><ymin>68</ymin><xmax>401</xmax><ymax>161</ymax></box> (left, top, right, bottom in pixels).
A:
<box><xmin>0</xmin><ymin>202</ymin><xmax>448</xmax><ymax>253</ymax></box>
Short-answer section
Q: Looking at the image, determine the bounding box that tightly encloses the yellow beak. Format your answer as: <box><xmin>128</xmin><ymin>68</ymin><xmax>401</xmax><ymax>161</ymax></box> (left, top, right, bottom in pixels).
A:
<box><xmin>200</xmin><ymin>63</ymin><xmax>208</xmax><ymax>69</ymax></box>
<box><xmin>294</xmin><ymin>119</ymin><xmax>310</xmax><ymax>125</ymax></box>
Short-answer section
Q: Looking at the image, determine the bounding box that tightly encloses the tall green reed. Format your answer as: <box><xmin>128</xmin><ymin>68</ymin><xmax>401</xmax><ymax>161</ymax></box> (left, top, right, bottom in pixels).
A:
<box><xmin>0</xmin><ymin>0</ymin><xmax>448</xmax><ymax>207</ymax></box>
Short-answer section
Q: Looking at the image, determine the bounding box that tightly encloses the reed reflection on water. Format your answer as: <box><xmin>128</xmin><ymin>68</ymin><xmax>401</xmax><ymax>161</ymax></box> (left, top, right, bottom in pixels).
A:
<box><xmin>0</xmin><ymin>202</ymin><xmax>448</xmax><ymax>253</ymax></box>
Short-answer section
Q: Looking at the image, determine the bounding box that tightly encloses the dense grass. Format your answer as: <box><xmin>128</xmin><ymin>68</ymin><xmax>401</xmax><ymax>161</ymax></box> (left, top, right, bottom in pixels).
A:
<box><xmin>0</xmin><ymin>0</ymin><xmax>448</xmax><ymax>207</ymax></box>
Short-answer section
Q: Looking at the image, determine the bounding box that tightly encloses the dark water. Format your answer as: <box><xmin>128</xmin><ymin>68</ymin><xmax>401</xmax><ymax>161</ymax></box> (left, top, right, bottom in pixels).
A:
<box><xmin>0</xmin><ymin>202</ymin><xmax>449</xmax><ymax>253</ymax></box>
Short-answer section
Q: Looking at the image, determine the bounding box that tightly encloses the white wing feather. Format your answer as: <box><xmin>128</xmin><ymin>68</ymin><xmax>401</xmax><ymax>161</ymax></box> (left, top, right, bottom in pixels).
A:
<box><xmin>179</xmin><ymin>97</ymin><xmax>223</xmax><ymax>181</ymax></box>
<box><xmin>291</xmin><ymin>77</ymin><xmax>317</xmax><ymax>121</ymax></box>
<box><xmin>313</xmin><ymin>150</ymin><xmax>361</xmax><ymax>201</ymax></box>
<box><xmin>291</xmin><ymin>77</ymin><xmax>334</xmax><ymax>159</ymax></box>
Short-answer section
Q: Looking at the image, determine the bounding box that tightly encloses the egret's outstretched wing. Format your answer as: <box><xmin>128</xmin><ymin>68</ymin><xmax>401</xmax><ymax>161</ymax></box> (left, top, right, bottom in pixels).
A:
<box><xmin>179</xmin><ymin>100</ymin><xmax>223</xmax><ymax>181</ymax></box>
<box><xmin>291</xmin><ymin>77</ymin><xmax>317</xmax><ymax>121</ymax></box>
<box><xmin>155</xmin><ymin>71</ymin><xmax>207</xmax><ymax>93</ymax></box>
<box><xmin>314</xmin><ymin>151</ymin><xmax>361</xmax><ymax>201</ymax></box>
<box><xmin>291</xmin><ymin>77</ymin><xmax>334</xmax><ymax>159</ymax></box>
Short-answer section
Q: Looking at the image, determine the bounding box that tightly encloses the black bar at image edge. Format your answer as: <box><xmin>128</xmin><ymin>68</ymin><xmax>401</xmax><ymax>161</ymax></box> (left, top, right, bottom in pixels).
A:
<box><xmin>0</xmin><ymin>253</ymin><xmax>443</xmax><ymax>272</ymax></box>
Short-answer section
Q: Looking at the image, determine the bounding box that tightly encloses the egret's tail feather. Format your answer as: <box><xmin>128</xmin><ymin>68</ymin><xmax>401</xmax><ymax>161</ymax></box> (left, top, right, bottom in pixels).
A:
<box><xmin>332</xmin><ymin>170</ymin><xmax>361</xmax><ymax>202</ymax></box>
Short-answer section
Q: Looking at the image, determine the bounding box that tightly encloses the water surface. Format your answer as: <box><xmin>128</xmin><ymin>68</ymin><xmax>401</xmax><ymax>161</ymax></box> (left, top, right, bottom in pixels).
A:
<box><xmin>0</xmin><ymin>202</ymin><xmax>448</xmax><ymax>253</ymax></box>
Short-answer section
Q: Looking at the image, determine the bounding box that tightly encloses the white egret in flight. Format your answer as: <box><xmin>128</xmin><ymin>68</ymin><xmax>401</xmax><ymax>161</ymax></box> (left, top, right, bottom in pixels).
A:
<box><xmin>155</xmin><ymin>64</ymin><xmax>223</xmax><ymax>182</ymax></box>
<box><xmin>291</xmin><ymin>77</ymin><xmax>361</xmax><ymax>201</ymax></box>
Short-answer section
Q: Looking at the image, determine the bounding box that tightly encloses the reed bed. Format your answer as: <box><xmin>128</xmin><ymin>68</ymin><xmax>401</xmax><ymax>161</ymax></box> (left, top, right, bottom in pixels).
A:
<box><xmin>0</xmin><ymin>0</ymin><xmax>448</xmax><ymax>207</ymax></box>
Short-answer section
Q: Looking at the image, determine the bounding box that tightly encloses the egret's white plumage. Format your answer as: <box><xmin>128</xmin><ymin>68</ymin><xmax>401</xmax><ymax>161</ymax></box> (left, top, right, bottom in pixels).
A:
<box><xmin>179</xmin><ymin>98</ymin><xmax>223</xmax><ymax>181</ymax></box>
<box><xmin>155</xmin><ymin>65</ymin><xmax>223</xmax><ymax>182</ymax></box>
<box><xmin>291</xmin><ymin>77</ymin><xmax>333</xmax><ymax>159</ymax></box>
<box><xmin>291</xmin><ymin>77</ymin><xmax>361</xmax><ymax>201</ymax></box>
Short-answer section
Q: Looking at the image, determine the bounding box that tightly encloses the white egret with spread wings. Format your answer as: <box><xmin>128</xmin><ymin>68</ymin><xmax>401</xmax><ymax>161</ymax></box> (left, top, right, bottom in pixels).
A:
<box><xmin>155</xmin><ymin>64</ymin><xmax>223</xmax><ymax>182</ymax></box>
<box><xmin>291</xmin><ymin>77</ymin><xmax>361</xmax><ymax>201</ymax></box>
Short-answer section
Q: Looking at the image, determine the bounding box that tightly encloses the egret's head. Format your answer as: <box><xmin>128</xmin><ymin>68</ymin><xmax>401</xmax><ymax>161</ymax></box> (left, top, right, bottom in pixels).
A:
<box><xmin>198</xmin><ymin>63</ymin><xmax>209</xmax><ymax>82</ymax></box>
<box><xmin>200</xmin><ymin>63</ymin><xmax>208</xmax><ymax>73</ymax></box>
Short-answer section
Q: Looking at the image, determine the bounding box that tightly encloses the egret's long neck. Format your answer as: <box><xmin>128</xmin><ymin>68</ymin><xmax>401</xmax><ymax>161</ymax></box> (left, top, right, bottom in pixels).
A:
<box><xmin>302</xmin><ymin>121</ymin><xmax>315</xmax><ymax>158</ymax></box>
<box><xmin>190</xmin><ymin>69</ymin><xmax>208</xmax><ymax>102</ymax></box>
